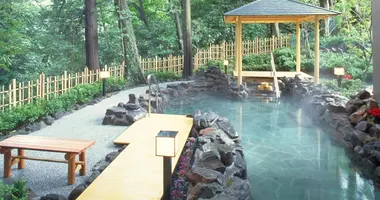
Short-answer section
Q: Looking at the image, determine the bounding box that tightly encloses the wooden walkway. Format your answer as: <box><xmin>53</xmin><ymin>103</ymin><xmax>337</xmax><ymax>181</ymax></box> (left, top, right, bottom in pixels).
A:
<box><xmin>77</xmin><ymin>114</ymin><xmax>193</xmax><ymax>200</ymax></box>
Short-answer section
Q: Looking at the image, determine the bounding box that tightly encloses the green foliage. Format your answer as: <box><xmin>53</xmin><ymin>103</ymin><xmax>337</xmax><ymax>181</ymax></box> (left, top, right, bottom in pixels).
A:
<box><xmin>242</xmin><ymin>54</ymin><xmax>271</xmax><ymax>71</ymax></box>
<box><xmin>321</xmin><ymin>79</ymin><xmax>365</xmax><ymax>97</ymax></box>
<box><xmin>0</xmin><ymin>79</ymin><xmax>125</xmax><ymax>133</ymax></box>
<box><xmin>145</xmin><ymin>71</ymin><xmax>182</xmax><ymax>82</ymax></box>
<box><xmin>0</xmin><ymin>179</ymin><xmax>28</xmax><ymax>200</ymax></box>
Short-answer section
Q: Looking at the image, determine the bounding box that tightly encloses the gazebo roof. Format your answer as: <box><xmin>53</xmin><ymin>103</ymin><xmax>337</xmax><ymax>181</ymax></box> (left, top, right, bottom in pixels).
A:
<box><xmin>224</xmin><ymin>0</ymin><xmax>341</xmax><ymax>23</ymax></box>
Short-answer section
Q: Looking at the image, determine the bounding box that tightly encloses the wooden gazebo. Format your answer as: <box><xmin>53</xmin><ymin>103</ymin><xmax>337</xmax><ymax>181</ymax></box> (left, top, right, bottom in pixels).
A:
<box><xmin>224</xmin><ymin>0</ymin><xmax>340</xmax><ymax>87</ymax></box>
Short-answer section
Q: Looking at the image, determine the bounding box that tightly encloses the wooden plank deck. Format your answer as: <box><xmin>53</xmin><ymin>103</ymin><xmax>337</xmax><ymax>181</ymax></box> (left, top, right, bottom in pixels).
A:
<box><xmin>233</xmin><ymin>71</ymin><xmax>313</xmax><ymax>78</ymax></box>
<box><xmin>77</xmin><ymin>114</ymin><xmax>193</xmax><ymax>200</ymax></box>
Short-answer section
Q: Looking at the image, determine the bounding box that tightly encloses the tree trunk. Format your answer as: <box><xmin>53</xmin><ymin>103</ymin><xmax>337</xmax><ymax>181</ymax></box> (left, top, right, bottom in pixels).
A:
<box><xmin>174</xmin><ymin>12</ymin><xmax>184</xmax><ymax>51</ymax></box>
<box><xmin>115</xmin><ymin>0</ymin><xmax>146</xmax><ymax>84</ymax></box>
<box><xmin>182</xmin><ymin>0</ymin><xmax>192</xmax><ymax>78</ymax></box>
<box><xmin>114</xmin><ymin>0</ymin><xmax>127</xmax><ymax>73</ymax></box>
<box><xmin>270</xmin><ymin>23</ymin><xmax>280</xmax><ymax>37</ymax></box>
<box><xmin>84</xmin><ymin>0</ymin><xmax>100</xmax><ymax>70</ymax></box>
<box><xmin>319</xmin><ymin>0</ymin><xmax>330</xmax><ymax>36</ymax></box>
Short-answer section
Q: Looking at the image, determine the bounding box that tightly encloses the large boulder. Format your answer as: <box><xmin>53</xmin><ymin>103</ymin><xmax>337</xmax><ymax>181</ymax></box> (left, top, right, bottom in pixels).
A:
<box><xmin>186</xmin><ymin>167</ymin><xmax>224</xmax><ymax>184</ymax></box>
<box><xmin>103</xmin><ymin>104</ymin><xmax>147</xmax><ymax>126</ymax></box>
<box><xmin>194</xmin><ymin>111</ymin><xmax>219</xmax><ymax>129</ymax></box>
<box><xmin>348</xmin><ymin>105</ymin><xmax>368</xmax><ymax>125</ymax></box>
<box><xmin>356</xmin><ymin>90</ymin><xmax>371</xmax><ymax>100</ymax></box>
<box><xmin>40</xmin><ymin>194</ymin><xmax>68</xmax><ymax>200</ymax></box>
<box><xmin>223</xmin><ymin>176</ymin><xmax>252</xmax><ymax>200</ymax></box>
<box><xmin>214</xmin><ymin>117</ymin><xmax>239</xmax><ymax>139</ymax></box>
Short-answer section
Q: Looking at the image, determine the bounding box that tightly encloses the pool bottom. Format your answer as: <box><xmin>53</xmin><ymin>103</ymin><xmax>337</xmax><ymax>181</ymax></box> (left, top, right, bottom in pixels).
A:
<box><xmin>164</xmin><ymin>93</ymin><xmax>378</xmax><ymax>200</ymax></box>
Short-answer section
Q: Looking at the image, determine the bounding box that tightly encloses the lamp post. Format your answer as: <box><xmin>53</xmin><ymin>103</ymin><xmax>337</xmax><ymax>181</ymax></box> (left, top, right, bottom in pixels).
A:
<box><xmin>99</xmin><ymin>71</ymin><xmax>110</xmax><ymax>96</ymax></box>
<box><xmin>155</xmin><ymin>130</ymin><xmax>179</xmax><ymax>200</ymax></box>
<box><xmin>223</xmin><ymin>60</ymin><xmax>229</xmax><ymax>74</ymax></box>
<box><xmin>334</xmin><ymin>67</ymin><xmax>345</xmax><ymax>88</ymax></box>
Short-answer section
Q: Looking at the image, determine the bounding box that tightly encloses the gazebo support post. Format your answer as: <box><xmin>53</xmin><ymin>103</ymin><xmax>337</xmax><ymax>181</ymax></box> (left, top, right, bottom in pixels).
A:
<box><xmin>314</xmin><ymin>16</ymin><xmax>320</xmax><ymax>84</ymax></box>
<box><xmin>296</xmin><ymin>22</ymin><xmax>301</xmax><ymax>73</ymax></box>
<box><xmin>235</xmin><ymin>17</ymin><xmax>243</xmax><ymax>88</ymax></box>
<box><xmin>373</xmin><ymin>0</ymin><xmax>380</xmax><ymax>101</ymax></box>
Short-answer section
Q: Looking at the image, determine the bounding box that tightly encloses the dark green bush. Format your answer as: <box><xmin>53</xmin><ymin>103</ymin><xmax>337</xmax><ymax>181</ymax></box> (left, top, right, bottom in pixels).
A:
<box><xmin>145</xmin><ymin>71</ymin><xmax>182</xmax><ymax>82</ymax></box>
<box><xmin>0</xmin><ymin>78</ymin><xmax>126</xmax><ymax>133</ymax></box>
<box><xmin>242</xmin><ymin>54</ymin><xmax>271</xmax><ymax>71</ymax></box>
<box><xmin>0</xmin><ymin>179</ymin><xmax>28</xmax><ymax>200</ymax></box>
<box><xmin>273</xmin><ymin>47</ymin><xmax>314</xmax><ymax>71</ymax></box>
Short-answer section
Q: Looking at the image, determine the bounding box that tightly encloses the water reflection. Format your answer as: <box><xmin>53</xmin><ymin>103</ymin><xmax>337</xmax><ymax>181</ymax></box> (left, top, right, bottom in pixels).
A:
<box><xmin>165</xmin><ymin>94</ymin><xmax>377</xmax><ymax>200</ymax></box>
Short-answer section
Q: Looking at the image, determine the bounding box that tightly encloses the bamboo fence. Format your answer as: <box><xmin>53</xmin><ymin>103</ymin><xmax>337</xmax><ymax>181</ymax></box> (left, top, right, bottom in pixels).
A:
<box><xmin>140</xmin><ymin>34</ymin><xmax>291</xmax><ymax>73</ymax></box>
<box><xmin>0</xmin><ymin>65</ymin><xmax>124</xmax><ymax>112</ymax></box>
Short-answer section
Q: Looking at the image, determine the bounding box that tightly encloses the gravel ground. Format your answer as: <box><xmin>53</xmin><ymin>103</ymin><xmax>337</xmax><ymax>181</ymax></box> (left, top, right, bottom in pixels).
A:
<box><xmin>0</xmin><ymin>81</ymin><xmax>185</xmax><ymax>198</ymax></box>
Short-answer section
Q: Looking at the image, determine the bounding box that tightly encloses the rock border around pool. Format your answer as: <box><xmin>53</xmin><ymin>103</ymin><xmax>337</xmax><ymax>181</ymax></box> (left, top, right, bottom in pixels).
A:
<box><xmin>280</xmin><ymin>76</ymin><xmax>380</xmax><ymax>186</ymax></box>
<box><xmin>182</xmin><ymin>110</ymin><xmax>251</xmax><ymax>200</ymax></box>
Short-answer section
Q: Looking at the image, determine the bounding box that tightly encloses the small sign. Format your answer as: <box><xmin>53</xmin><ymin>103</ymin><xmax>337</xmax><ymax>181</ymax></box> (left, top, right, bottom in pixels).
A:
<box><xmin>334</xmin><ymin>68</ymin><xmax>345</xmax><ymax>76</ymax></box>
<box><xmin>223</xmin><ymin>60</ymin><xmax>229</xmax><ymax>66</ymax></box>
<box><xmin>99</xmin><ymin>71</ymin><xmax>110</xmax><ymax>79</ymax></box>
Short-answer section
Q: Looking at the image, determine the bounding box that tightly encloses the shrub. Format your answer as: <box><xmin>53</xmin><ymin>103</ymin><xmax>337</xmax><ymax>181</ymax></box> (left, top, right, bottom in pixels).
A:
<box><xmin>321</xmin><ymin>78</ymin><xmax>365</xmax><ymax>98</ymax></box>
<box><xmin>0</xmin><ymin>179</ymin><xmax>28</xmax><ymax>200</ymax></box>
<box><xmin>242</xmin><ymin>54</ymin><xmax>271</xmax><ymax>71</ymax></box>
<box><xmin>0</xmin><ymin>78</ymin><xmax>126</xmax><ymax>133</ymax></box>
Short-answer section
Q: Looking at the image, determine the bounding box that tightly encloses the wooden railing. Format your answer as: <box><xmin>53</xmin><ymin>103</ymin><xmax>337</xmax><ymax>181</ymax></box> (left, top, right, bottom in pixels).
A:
<box><xmin>140</xmin><ymin>34</ymin><xmax>291</xmax><ymax>73</ymax></box>
<box><xmin>0</xmin><ymin>65</ymin><xmax>124</xmax><ymax>112</ymax></box>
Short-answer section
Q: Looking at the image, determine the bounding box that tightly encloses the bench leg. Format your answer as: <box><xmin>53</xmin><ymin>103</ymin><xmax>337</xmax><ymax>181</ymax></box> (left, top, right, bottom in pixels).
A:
<box><xmin>67</xmin><ymin>153</ymin><xmax>76</xmax><ymax>185</ymax></box>
<box><xmin>4</xmin><ymin>149</ymin><xmax>12</xmax><ymax>178</ymax></box>
<box><xmin>18</xmin><ymin>149</ymin><xmax>25</xmax><ymax>169</ymax></box>
<box><xmin>79</xmin><ymin>151</ymin><xmax>86</xmax><ymax>176</ymax></box>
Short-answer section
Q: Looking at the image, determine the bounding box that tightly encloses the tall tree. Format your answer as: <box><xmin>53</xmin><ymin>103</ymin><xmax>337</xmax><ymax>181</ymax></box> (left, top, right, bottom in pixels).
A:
<box><xmin>84</xmin><ymin>0</ymin><xmax>100</xmax><ymax>70</ymax></box>
<box><xmin>270</xmin><ymin>23</ymin><xmax>280</xmax><ymax>37</ymax></box>
<box><xmin>115</xmin><ymin>0</ymin><xmax>146</xmax><ymax>84</ymax></box>
<box><xmin>168</xmin><ymin>0</ymin><xmax>183</xmax><ymax>51</ymax></box>
<box><xmin>182</xmin><ymin>0</ymin><xmax>192</xmax><ymax>78</ymax></box>
<box><xmin>319</xmin><ymin>0</ymin><xmax>330</xmax><ymax>36</ymax></box>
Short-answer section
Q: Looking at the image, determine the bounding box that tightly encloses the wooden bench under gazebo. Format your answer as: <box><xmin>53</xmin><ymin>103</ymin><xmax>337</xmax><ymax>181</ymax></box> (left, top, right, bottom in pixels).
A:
<box><xmin>224</xmin><ymin>0</ymin><xmax>341</xmax><ymax>88</ymax></box>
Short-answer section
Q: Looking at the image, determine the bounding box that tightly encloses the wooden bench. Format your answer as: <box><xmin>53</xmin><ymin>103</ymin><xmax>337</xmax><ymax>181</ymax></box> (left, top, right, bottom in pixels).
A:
<box><xmin>0</xmin><ymin>135</ymin><xmax>95</xmax><ymax>185</ymax></box>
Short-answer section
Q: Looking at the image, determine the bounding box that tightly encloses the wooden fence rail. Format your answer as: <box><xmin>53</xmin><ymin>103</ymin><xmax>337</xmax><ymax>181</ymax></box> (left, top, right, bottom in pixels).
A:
<box><xmin>140</xmin><ymin>34</ymin><xmax>291</xmax><ymax>73</ymax></box>
<box><xmin>0</xmin><ymin>65</ymin><xmax>124</xmax><ymax>112</ymax></box>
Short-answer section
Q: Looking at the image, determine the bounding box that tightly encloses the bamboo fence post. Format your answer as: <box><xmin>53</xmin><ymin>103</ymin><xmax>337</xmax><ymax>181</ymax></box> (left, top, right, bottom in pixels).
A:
<box><xmin>27</xmin><ymin>81</ymin><xmax>31</xmax><ymax>104</ymax></box>
<box><xmin>54</xmin><ymin>76</ymin><xmax>57</xmax><ymax>97</ymax></box>
<box><xmin>18</xmin><ymin>83</ymin><xmax>23</xmax><ymax>105</ymax></box>
<box><xmin>12</xmin><ymin>79</ymin><xmax>16</xmax><ymax>107</ymax></box>
<box><xmin>22</xmin><ymin>82</ymin><xmax>25</xmax><ymax>105</ymax></box>
<box><xmin>194</xmin><ymin>49</ymin><xmax>199</xmax><ymax>70</ymax></box>
<box><xmin>37</xmin><ymin>78</ymin><xmax>40</xmax><ymax>99</ymax></box>
<box><xmin>1</xmin><ymin>86</ymin><xmax>4</xmax><ymax>112</ymax></box>
<box><xmin>155</xmin><ymin>56</ymin><xmax>158</xmax><ymax>72</ymax></box>
<box><xmin>41</xmin><ymin>73</ymin><xmax>45</xmax><ymax>100</ymax></box>
<box><xmin>64</xmin><ymin>71</ymin><xmax>67</xmax><ymax>93</ymax></box>
<box><xmin>18</xmin><ymin>82</ymin><xmax>21</xmax><ymax>106</ymax></box>
<box><xmin>31</xmin><ymin>80</ymin><xmax>34</xmax><ymax>102</ymax></box>
<box><xmin>8</xmin><ymin>84</ymin><xmax>11</xmax><ymax>109</ymax></box>
<box><xmin>68</xmin><ymin>74</ymin><xmax>72</xmax><ymax>89</ymax></box>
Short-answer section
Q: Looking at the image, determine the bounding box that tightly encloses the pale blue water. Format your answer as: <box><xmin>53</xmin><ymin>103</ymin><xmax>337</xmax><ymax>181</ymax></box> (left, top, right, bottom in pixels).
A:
<box><xmin>164</xmin><ymin>94</ymin><xmax>379</xmax><ymax>200</ymax></box>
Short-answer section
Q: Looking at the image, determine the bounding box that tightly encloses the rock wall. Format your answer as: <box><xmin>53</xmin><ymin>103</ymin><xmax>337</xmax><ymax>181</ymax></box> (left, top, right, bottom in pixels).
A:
<box><xmin>102</xmin><ymin>94</ymin><xmax>148</xmax><ymax>126</ymax></box>
<box><xmin>280</xmin><ymin>76</ymin><xmax>380</xmax><ymax>186</ymax></box>
<box><xmin>190</xmin><ymin>66</ymin><xmax>249</xmax><ymax>99</ymax></box>
<box><xmin>185</xmin><ymin>110</ymin><xmax>252</xmax><ymax>200</ymax></box>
